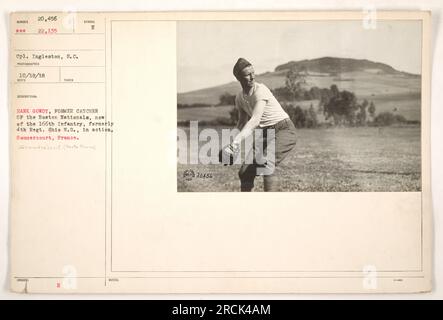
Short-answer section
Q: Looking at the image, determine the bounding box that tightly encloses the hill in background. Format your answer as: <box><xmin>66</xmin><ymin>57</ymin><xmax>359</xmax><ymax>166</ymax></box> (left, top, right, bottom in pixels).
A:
<box><xmin>177</xmin><ymin>57</ymin><xmax>421</xmax><ymax>121</ymax></box>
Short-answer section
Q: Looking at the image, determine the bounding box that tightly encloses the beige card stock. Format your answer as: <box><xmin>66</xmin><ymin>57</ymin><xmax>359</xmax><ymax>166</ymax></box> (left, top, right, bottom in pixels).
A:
<box><xmin>9</xmin><ymin>11</ymin><xmax>432</xmax><ymax>293</ymax></box>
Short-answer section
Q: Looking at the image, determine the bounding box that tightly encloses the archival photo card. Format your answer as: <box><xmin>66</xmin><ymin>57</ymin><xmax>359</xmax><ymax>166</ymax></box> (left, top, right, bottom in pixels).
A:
<box><xmin>9</xmin><ymin>11</ymin><xmax>432</xmax><ymax>293</ymax></box>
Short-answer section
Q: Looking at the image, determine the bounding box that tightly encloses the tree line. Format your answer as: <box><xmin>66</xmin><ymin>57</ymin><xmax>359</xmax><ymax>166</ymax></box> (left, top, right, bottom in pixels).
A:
<box><xmin>219</xmin><ymin>67</ymin><xmax>411</xmax><ymax>128</ymax></box>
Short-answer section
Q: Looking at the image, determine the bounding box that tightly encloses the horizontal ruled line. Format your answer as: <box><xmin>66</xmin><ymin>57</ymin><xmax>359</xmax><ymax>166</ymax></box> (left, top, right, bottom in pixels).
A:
<box><xmin>14</xmin><ymin>33</ymin><xmax>104</xmax><ymax>35</ymax></box>
<box><xmin>13</xmin><ymin>275</ymin><xmax>426</xmax><ymax>279</ymax></box>
<box><xmin>14</xmin><ymin>82</ymin><xmax>105</xmax><ymax>84</ymax></box>
<box><xmin>111</xmin><ymin>269</ymin><xmax>424</xmax><ymax>273</ymax></box>
<box><xmin>15</xmin><ymin>65</ymin><xmax>105</xmax><ymax>68</ymax></box>
<box><xmin>14</xmin><ymin>49</ymin><xmax>104</xmax><ymax>51</ymax></box>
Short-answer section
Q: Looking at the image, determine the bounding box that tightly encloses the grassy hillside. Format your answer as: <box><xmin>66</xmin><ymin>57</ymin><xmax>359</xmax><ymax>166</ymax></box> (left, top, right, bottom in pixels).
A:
<box><xmin>178</xmin><ymin>126</ymin><xmax>421</xmax><ymax>192</ymax></box>
<box><xmin>177</xmin><ymin>57</ymin><xmax>421</xmax><ymax>121</ymax></box>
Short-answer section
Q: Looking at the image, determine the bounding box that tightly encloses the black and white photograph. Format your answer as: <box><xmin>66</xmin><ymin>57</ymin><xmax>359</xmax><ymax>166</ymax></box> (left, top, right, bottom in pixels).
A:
<box><xmin>2</xmin><ymin>8</ymin><xmax>436</xmax><ymax>296</ymax></box>
<box><xmin>177</xmin><ymin>20</ymin><xmax>422</xmax><ymax>192</ymax></box>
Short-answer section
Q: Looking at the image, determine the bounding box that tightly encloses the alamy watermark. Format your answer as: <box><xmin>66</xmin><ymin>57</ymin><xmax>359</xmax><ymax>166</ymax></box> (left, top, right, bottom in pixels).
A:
<box><xmin>177</xmin><ymin>121</ymin><xmax>276</xmax><ymax>175</ymax></box>
<box><xmin>62</xmin><ymin>264</ymin><xmax>77</xmax><ymax>289</ymax></box>
<box><xmin>362</xmin><ymin>5</ymin><xmax>377</xmax><ymax>30</ymax></box>
<box><xmin>363</xmin><ymin>265</ymin><xmax>378</xmax><ymax>290</ymax></box>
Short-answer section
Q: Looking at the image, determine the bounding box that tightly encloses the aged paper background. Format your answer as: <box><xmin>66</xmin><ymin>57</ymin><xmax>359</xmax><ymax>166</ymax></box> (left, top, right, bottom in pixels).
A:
<box><xmin>4</xmin><ymin>9</ymin><xmax>434</xmax><ymax>294</ymax></box>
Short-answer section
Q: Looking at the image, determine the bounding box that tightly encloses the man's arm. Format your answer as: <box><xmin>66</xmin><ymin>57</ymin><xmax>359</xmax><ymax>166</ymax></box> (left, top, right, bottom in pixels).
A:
<box><xmin>233</xmin><ymin>100</ymin><xmax>265</xmax><ymax>145</ymax></box>
<box><xmin>219</xmin><ymin>99</ymin><xmax>265</xmax><ymax>162</ymax></box>
<box><xmin>236</xmin><ymin>107</ymin><xmax>249</xmax><ymax>131</ymax></box>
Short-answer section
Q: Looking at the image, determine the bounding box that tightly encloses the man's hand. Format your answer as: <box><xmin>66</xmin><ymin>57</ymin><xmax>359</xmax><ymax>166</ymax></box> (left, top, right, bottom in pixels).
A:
<box><xmin>218</xmin><ymin>142</ymin><xmax>240</xmax><ymax>166</ymax></box>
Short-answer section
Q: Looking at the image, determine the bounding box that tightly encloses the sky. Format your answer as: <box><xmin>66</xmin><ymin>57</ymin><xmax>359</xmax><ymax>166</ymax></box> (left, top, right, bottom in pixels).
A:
<box><xmin>177</xmin><ymin>20</ymin><xmax>422</xmax><ymax>93</ymax></box>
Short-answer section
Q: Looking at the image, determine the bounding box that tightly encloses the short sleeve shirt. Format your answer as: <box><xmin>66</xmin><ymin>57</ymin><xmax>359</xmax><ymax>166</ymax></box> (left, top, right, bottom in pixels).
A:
<box><xmin>235</xmin><ymin>82</ymin><xmax>289</xmax><ymax>127</ymax></box>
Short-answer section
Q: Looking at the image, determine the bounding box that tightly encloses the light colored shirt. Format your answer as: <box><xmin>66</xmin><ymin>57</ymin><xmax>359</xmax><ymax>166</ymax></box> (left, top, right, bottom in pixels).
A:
<box><xmin>235</xmin><ymin>82</ymin><xmax>289</xmax><ymax>127</ymax></box>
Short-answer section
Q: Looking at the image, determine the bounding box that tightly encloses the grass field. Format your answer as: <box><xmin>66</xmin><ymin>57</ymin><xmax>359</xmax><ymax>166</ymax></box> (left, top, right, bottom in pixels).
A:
<box><xmin>366</xmin><ymin>92</ymin><xmax>421</xmax><ymax>121</ymax></box>
<box><xmin>178</xmin><ymin>91</ymin><xmax>421</xmax><ymax>123</ymax></box>
<box><xmin>177</xmin><ymin>125</ymin><xmax>421</xmax><ymax>192</ymax></box>
<box><xmin>178</xmin><ymin>105</ymin><xmax>233</xmax><ymax>121</ymax></box>
<box><xmin>177</xmin><ymin>100</ymin><xmax>322</xmax><ymax>122</ymax></box>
